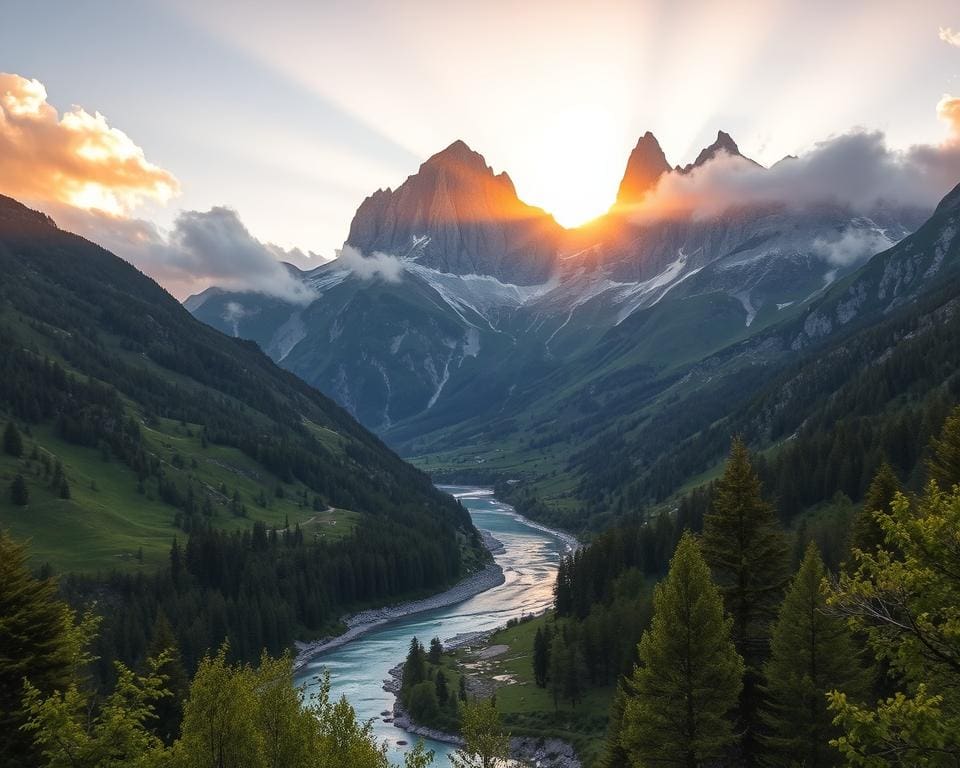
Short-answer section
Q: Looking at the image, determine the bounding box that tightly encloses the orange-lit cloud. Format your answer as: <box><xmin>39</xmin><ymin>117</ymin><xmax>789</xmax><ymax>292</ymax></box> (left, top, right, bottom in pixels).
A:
<box><xmin>0</xmin><ymin>73</ymin><xmax>178</xmax><ymax>215</ymax></box>
<box><xmin>938</xmin><ymin>95</ymin><xmax>960</xmax><ymax>142</ymax></box>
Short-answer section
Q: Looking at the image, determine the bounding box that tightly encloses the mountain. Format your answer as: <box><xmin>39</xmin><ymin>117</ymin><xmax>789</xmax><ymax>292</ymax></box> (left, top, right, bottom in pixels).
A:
<box><xmin>613</xmin><ymin>131</ymin><xmax>671</xmax><ymax>209</ymax></box>
<box><xmin>187</xmin><ymin>137</ymin><xmax>947</xmax><ymax>530</ymax></box>
<box><xmin>0</xmin><ymin>193</ymin><xmax>477</xmax><ymax>578</ymax></box>
<box><xmin>347</xmin><ymin>140</ymin><xmax>565</xmax><ymax>284</ymax></box>
<box><xmin>679</xmin><ymin>129</ymin><xmax>760</xmax><ymax>173</ymax></box>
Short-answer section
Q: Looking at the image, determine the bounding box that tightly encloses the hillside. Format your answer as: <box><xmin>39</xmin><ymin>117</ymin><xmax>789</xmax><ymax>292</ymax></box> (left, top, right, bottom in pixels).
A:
<box><xmin>0</xmin><ymin>193</ymin><xmax>478</xmax><ymax>575</ymax></box>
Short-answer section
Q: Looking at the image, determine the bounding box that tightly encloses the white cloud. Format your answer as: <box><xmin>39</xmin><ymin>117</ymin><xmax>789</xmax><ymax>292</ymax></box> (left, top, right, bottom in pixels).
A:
<box><xmin>48</xmin><ymin>204</ymin><xmax>320</xmax><ymax>303</ymax></box>
<box><xmin>334</xmin><ymin>244</ymin><xmax>405</xmax><ymax>282</ymax></box>
<box><xmin>812</xmin><ymin>228</ymin><xmax>894</xmax><ymax>267</ymax></box>
<box><xmin>636</xmin><ymin>118</ymin><xmax>960</xmax><ymax>221</ymax></box>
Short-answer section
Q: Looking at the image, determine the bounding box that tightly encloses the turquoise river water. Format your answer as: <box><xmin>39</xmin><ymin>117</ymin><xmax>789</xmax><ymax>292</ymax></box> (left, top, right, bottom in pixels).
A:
<box><xmin>293</xmin><ymin>486</ymin><xmax>574</xmax><ymax>766</ymax></box>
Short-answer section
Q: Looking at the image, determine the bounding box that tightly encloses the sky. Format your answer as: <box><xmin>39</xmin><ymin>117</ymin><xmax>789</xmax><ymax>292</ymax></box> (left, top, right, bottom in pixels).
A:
<box><xmin>1</xmin><ymin>0</ymin><xmax>960</xmax><ymax>298</ymax></box>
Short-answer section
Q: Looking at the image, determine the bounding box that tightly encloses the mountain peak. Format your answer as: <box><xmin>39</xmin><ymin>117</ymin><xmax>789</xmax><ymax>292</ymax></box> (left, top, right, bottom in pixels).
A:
<box><xmin>346</xmin><ymin>141</ymin><xmax>562</xmax><ymax>284</ymax></box>
<box><xmin>682</xmin><ymin>130</ymin><xmax>760</xmax><ymax>173</ymax></box>
<box><xmin>614</xmin><ymin>131</ymin><xmax>671</xmax><ymax>209</ymax></box>
<box><xmin>422</xmin><ymin>139</ymin><xmax>490</xmax><ymax>173</ymax></box>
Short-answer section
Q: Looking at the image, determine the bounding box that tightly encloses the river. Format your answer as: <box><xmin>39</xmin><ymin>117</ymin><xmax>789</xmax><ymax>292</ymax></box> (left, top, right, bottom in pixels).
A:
<box><xmin>293</xmin><ymin>486</ymin><xmax>575</xmax><ymax>766</ymax></box>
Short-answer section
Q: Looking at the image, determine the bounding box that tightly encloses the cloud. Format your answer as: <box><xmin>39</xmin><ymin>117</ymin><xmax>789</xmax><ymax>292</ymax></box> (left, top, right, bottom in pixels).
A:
<box><xmin>938</xmin><ymin>95</ymin><xmax>960</xmax><ymax>141</ymax></box>
<box><xmin>812</xmin><ymin>228</ymin><xmax>894</xmax><ymax>268</ymax></box>
<box><xmin>940</xmin><ymin>26</ymin><xmax>960</xmax><ymax>47</ymax></box>
<box><xmin>335</xmin><ymin>244</ymin><xmax>405</xmax><ymax>282</ymax></box>
<box><xmin>49</xmin><ymin>204</ymin><xmax>320</xmax><ymax>303</ymax></box>
<box><xmin>635</xmin><ymin>108</ymin><xmax>960</xmax><ymax>221</ymax></box>
<box><xmin>0</xmin><ymin>73</ymin><xmax>178</xmax><ymax>215</ymax></box>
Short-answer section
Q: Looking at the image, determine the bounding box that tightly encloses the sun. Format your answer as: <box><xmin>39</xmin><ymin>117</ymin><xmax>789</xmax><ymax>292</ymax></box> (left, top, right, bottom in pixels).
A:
<box><xmin>512</xmin><ymin>108</ymin><xmax>630</xmax><ymax>230</ymax></box>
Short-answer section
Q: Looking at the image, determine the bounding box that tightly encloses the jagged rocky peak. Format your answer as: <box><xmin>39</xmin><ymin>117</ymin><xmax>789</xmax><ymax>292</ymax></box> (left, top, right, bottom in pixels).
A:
<box><xmin>346</xmin><ymin>139</ymin><xmax>563</xmax><ymax>285</ymax></box>
<box><xmin>680</xmin><ymin>130</ymin><xmax>760</xmax><ymax>173</ymax></box>
<box><xmin>614</xmin><ymin>131</ymin><xmax>671</xmax><ymax>208</ymax></box>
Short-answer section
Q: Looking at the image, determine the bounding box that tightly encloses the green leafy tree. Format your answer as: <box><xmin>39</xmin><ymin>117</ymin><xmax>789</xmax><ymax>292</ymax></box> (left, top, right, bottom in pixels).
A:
<box><xmin>171</xmin><ymin>646</ymin><xmax>263</xmax><ymax>768</ymax></box>
<box><xmin>620</xmin><ymin>531</ymin><xmax>744</xmax><ymax>768</ymax></box>
<box><xmin>3</xmin><ymin>420</ymin><xmax>23</xmax><ymax>456</ymax></box>
<box><xmin>927</xmin><ymin>405</ymin><xmax>960</xmax><ymax>490</ymax></box>
<box><xmin>403</xmin><ymin>740</ymin><xmax>435</xmax><ymax>768</ymax></box>
<box><xmin>10</xmin><ymin>474</ymin><xmax>29</xmax><ymax>505</ymax></box>
<box><xmin>828</xmin><ymin>484</ymin><xmax>960</xmax><ymax>765</ymax></box>
<box><xmin>450</xmin><ymin>698</ymin><xmax>509</xmax><ymax>768</ymax></box>
<box><xmin>0</xmin><ymin>532</ymin><xmax>94</xmax><ymax>768</ymax></box>
<box><xmin>760</xmin><ymin>543</ymin><xmax>869</xmax><ymax>766</ymax></box>
<box><xmin>702</xmin><ymin>438</ymin><xmax>789</xmax><ymax>764</ymax></box>
<box><xmin>22</xmin><ymin>656</ymin><xmax>171</xmax><ymax>768</ymax></box>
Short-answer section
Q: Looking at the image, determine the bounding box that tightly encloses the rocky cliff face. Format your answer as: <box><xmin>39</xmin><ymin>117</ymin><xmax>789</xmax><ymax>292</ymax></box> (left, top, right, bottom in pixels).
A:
<box><xmin>346</xmin><ymin>140</ymin><xmax>565</xmax><ymax>284</ymax></box>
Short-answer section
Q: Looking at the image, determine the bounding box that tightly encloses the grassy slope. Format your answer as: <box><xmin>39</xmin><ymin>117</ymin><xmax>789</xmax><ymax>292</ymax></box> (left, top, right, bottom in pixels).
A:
<box><xmin>0</xmin><ymin>413</ymin><xmax>357</xmax><ymax>572</ymax></box>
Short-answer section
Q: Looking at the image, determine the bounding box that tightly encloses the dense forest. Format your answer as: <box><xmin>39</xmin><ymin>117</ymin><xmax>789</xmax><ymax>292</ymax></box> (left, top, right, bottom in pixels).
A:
<box><xmin>534</xmin><ymin>410</ymin><xmax>960</xmax><ymax>767</ymax></box>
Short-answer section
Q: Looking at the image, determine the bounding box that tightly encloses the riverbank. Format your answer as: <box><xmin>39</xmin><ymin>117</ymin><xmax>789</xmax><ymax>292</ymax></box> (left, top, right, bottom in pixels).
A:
<box><xmin>384</xmin><ymin>662</ymin><xmax>582</xmax><ymax>768</ymax></box>
<box><xmin>293</xmin><ymin>492</ymin><xmax>578</xmax><ymax>671</ymax></box>
<box><xmin>293</xmin><ymin>530</ymin><xmax>506</xmax><ymax>670</ymax></box>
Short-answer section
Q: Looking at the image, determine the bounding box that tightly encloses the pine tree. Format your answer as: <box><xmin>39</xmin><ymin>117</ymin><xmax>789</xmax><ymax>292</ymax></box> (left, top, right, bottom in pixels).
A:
<box><xmin>10</xmin><ymin>474</ymin><xmax>29</xmax><ymax>505</ymax></box>
<box><xmin>532</xmin><ymin>626</ymin><xmax>550</xmax><ymax>688</ymax></box>
<box><xmin>404</xmin><ymin>637</ymin><xmax>427</xmax><ymax>692</ymax></box>
<box><xmin>620</xmin><ymin>531</ymin><xmax>743</xmax><ymax>768</ymax></box>
<box><xmin>927</xmin><ymin>406</ymin><xmax>960</xmax><ymax>490</ymax></box>
<box><xmin>563</xmin><ymin>642</ymin><xmax>586</xmax><ymax>709</ymax></box>
<box><xmin>702</xmin><ymin>438</ymin><xmax>788</xmax><ymax>765</ymax></box>
<box><xmin>548</xmin><ymin>633</ymin><xmax>567</xmax><ymax>712</ymax></box>
<box><xmin>0</xmin><ymin>532</ymin><xmax>92</xmax><ymax>768</ymax></box>
<box><xmin>850</xmin><ymin>462</ymin><xmax>901</xmax><ymax>555</ymax></box>
<box><xmin>429</xmin><ymin>637</ymin><xmax>443</xmax><ymax>665</ymax></box>
<box><xmin>435</xmin><ymin>670</ymin><xmax>449</xmax><ymax>705</ymax></box>
<box><xmin>760</xmin><ymin>543</ymin><xmax>869</xmax><ymax>767</ymax></box>
<box><xmin>3</xmin><ymin>420</ymin><xmax>23</xmax><ymax>457</ymax></box>
<box><xmin>147</xmin><ymin>611</ymin><xmax>190</xmax><ymax>745</ymax></box>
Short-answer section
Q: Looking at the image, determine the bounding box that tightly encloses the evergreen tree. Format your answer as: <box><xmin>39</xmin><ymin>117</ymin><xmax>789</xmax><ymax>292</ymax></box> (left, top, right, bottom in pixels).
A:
<box><xmin>428</xmin><ymin>637</ymin><xmax>443</xmax><ymax>665</ymax></box>
<box><xmin>10</xmin><ymin>473</ymin><xmax>29</xmax><ymax>505</ymax></box>
<box><xmin>596</xmin><ymin>682</ymin><xmax>633</xmax><ymax>768</ymax></box>
<box><xmin>850</xmin><ymin>462</ymin><xmax>901</xmax><ymax>556</ymax></box>
<box><xmin>702</xmin><ymin>438</ymin><xmax>788</xmax><ymax>765</ymax></box>
<box><xmin>760</xmin><ymin>543</ymin><xmax>869</xmax><ymax>767</ymax></box>
<box><xmin>404</xmin><ymin>638</ymin><xmax>427</xmax><ymax>691</ymax></box>
<box><xmin>927</xmin><ymin>405</ymin><xmax>960</xmax><ymax>490</ymax></box>
<box><xmin>435</xmin><ymin>670</ymin><xmax>449</xmax><ymax>705</ymax></box>
<box><xmin>458</xmin><ymin>675</ymin><xmax>468</xmax><ymax>703</ymax></box>
<box><xmin>0</xmin><ymin>532</ymin><xmax>93</xmax><ymax>768</ymax></box>
<box><xmin>548</xmin><ymin>633</ymin><xmax>567</xmax><ymax>712</ymax></box>
<box><xmin>620</xmin><ymin>531</ymin><xmax>743</xmax><ymax>768</ymax></box>
<box><xmin>3</xmin><ymin>420</ymin><xmax>23</xmax><ymax>457</ymax></box>
<box><xmin>532</xmin><ymin>626</ymin><xmax>550</xmax><ymax>688</ymax></box>
<box><xmin>563</xmin><ymin>642</ymin><xmax>586</xmax><ymax>709</ymax></box>
<box><xmin>146</xmin><ymin>611</ymin><xmax>190</xmax><ymax>745</ymax></box>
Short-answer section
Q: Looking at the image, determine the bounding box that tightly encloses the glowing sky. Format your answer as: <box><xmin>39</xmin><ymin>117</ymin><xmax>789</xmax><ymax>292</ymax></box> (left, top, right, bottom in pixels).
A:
<box><xmin>2</xmin><ymin>0</ymin><xmax>960</xmax><ymax>256</ymax></box>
